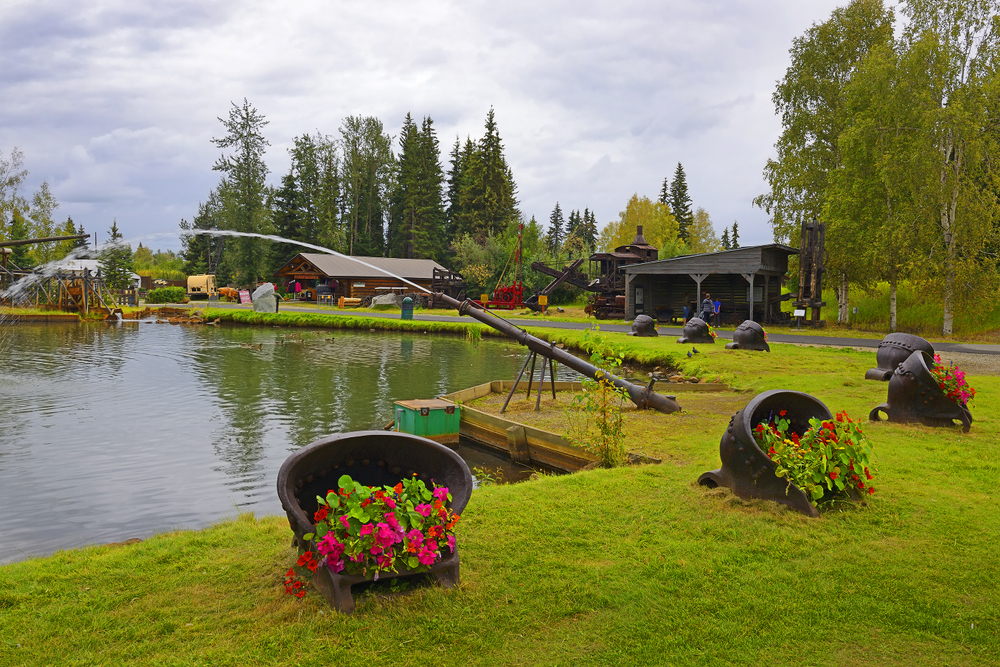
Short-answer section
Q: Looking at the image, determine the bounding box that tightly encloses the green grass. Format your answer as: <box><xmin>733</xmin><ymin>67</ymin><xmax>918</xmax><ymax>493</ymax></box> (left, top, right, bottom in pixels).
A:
<box><xmin>2</xmin><ymin>331</ymin><xmax>998</xmax><ymax>665</ymax></box>
<box><xmin>198</xmin><ymin>307</ymin><xmax>501</xmax><ymax>339</ymax></box>
<box><xmin>782</xmin><ymin>282</ymin><xmax>1000</xmax><ymax>340</ymax></box>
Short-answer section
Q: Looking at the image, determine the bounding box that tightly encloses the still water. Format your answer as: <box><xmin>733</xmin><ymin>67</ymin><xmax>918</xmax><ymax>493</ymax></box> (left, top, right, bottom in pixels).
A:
<box><xmin>0</xmin><ymin>321</ymin><xmax>574</xmax><ymax>564</ymax></box>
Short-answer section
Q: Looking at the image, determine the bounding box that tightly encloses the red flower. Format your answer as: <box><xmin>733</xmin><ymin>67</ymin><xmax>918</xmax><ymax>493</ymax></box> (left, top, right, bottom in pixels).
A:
<box><xmin>868</xmin><ymin>487</ymin><xmax>875</xmax><ymax>495</ymax></box>
<box><xmin>865</xmin><ymin>469</ymin><xmax>873</xmax><ymax>480</ymax></box>
<box><xmin>361</xmin><ymin>498</ymin><xmax>372</xmax><ymax>508</ymax></box>
<box><xmin>297</xmin><ymin>551</ymin><xmax>314</xmax><ymax>566</ymax></box>
<box><xmin>394</xmin><ymin>482</ymin><xmax>404</xmax><ymax>494</ymax></box>
<box><xmin>829</xmin><ymin>470</ymin><xmax>838</xmax><ymax>480</ymax></box>
<box><xmin>314</xmin><ymin>507</ymin><xmax>328</xmax><ymax>523</ymax></box>
<box><xmin>779</xmin><ymin>410</ymin><xmax>787</xmax><ymax>417</ymax></box>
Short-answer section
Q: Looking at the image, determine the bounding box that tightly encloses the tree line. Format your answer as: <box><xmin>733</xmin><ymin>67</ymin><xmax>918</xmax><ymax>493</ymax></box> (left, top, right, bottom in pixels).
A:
<box><xmin>179</xmin><ymin>101</ymin><xmax>526</xmax><ymax>288</ymax></box>
<box><xmin>756</xmin><ymin>0</ymin><xmax>1000</xmax><ymax>334</ymax></box>
<box><xmin>0</xmin><ymin>148</ymin><xmax>84</xmax><ymax>268</ymax></box>
<box><xmin>180</xmin><ymin>100</ymin><xmax>728</xmax><ymax>300</ymax></box>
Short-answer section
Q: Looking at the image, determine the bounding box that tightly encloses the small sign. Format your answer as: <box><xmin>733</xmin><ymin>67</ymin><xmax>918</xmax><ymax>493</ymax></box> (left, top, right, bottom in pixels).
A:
<box><xmin>538</xmin><ymin>295</ymin><xmax>548</xmax><ymax>306</ymax></box>
<box><xmin>239</xmin><ymin>290</ymin><xmax>251</xmax><ymax>304</ymax></box>
<box><xmin>793</xmin><ymin>309</ymin><xmax>806</xmax><ymax>317</ymax></box>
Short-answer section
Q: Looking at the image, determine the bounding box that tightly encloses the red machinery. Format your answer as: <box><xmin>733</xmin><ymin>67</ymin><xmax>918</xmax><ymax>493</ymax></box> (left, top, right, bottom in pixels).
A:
<box><xmin>473</xmin><ymin>223</ymin><xmax>525</xmax><ymax>310</ymax></box>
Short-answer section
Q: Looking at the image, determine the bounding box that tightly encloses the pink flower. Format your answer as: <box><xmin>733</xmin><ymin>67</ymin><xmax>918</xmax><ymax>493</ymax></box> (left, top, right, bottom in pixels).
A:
<box><xmin>384</xmin><ymin>496</ymin><xmax>396</xmax><ymax>509</ymax></box>
<box><xmin>339</xmin><ymin>515</ymin><xmax>349</xmax><ymax>529</ymax></box>
<box><xmin>432</xmin><ymin>486</ymin><xmax>450</xmax><ymax>502</ymax></box>
<box><xmin>417</xmin><ymin>547</ymin><xmax>436</xmax><ymax>566</ymax></box>
<box><xmin>426</xmin><ymin>539</ymin><xmax>438</xmax><ymax>552</ymax></box>
<box><xmin>406</xmin><ymin>528</ymin><xmax>424</xmax><ymax>546</ymax></box>
<box><xmin>414</xmin><ymin>503</ymin><xmax>432</xmax><ymax>518</ymax></box>
<box><xmin>359</xmin><ymin>524</ymin><xmax>373</xmax><ymax>537</ymax></box>
<box><xmin>447</xmin><ymin>534</ymin><xmax>456</xmax><ymax>552</ymax></box>
<box><xmin>316</xmin><ymin>533</ymin><xmax>345</xmax><ymax>558</ymax></box>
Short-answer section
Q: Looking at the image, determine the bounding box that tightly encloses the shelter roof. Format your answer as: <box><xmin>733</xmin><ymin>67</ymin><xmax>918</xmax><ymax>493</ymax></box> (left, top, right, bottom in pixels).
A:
<box><xmin>623</xmin><ymin>244</ymin><xmax>799</xmax><ymax>277</ymax></box>
<box><xmin>276</xmin><ymin>253</ymin><xmax>447</xmax><ymax>281</ymax></box>
<box><xmin>592</xmin><ymin>251</ymin><xmax>640</xmax><ymax>260</ymax></box>
<box><xmin>53</xmin><ymin>258</ymin><xmax>141</xmax><ymax>281</ymax></box>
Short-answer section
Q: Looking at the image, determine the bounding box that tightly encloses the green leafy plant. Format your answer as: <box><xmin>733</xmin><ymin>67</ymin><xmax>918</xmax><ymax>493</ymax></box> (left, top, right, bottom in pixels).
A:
<box><xmin>569</xmin><ymin>330</ymin><xmax>629</xmax><ymax>468</ymax></box>
<box><xmin>753</xmin><ymin>410</ymin><xmax>875</xmax><ymax>506</ymax></box>
<box><xmin>284</xmin><ymin>474</ymin><xmax>460</xmax><ymax>597</ymax></box>
<box><xmin>146</xmin><ymin>286</ymin><xmax>186</xmax><ymax>303</ymax></box>
<box><xmin>472</xmin><ymin>466</ymin><xmax>503</xmax><ymax>486</ymax></box>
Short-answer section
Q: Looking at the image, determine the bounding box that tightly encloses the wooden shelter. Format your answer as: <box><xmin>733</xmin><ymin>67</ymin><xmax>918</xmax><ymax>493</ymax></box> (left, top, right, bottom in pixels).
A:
<box><xmin>274</xmin><ymin>253</ymin><xmax>448</xmax><ymax>302</ymax></box>
<box><xmin>622</xmin><ymin>244</ymin><xmax>799</xmax><ymax>324</ymax></box>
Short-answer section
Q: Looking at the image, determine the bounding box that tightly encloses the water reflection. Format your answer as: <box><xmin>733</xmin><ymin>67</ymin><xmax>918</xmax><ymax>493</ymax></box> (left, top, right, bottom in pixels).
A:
<box><xmin>0</xmin><ymin>322</ymin><xmax>575</xmax><ymax>563</ymax></box>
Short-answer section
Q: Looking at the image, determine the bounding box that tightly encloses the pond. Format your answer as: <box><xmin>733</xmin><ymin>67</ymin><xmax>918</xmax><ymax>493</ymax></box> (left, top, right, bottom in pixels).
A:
<box><xmin>0</xmin><ymin>320</ymin><xmax>577</xmax><ymax>564</ymax></box>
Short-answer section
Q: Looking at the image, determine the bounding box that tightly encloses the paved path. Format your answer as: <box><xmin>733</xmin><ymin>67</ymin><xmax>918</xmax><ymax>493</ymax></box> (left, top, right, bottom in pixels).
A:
<box><xmin>195</xmin><ymin>302</ymin><xmax>1000</xmax><ymax>356</ymax></box>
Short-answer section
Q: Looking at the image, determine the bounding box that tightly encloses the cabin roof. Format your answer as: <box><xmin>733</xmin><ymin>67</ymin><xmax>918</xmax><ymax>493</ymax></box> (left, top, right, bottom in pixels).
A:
<box><xmin>623</xmin><ymin>244</ymin><xmax>799</xmax><ymax>276</ymax></box>
<box><xmin>275</xmin><ymin>253</ymin><xmax>447</xmax><ymax>281</ymax></box>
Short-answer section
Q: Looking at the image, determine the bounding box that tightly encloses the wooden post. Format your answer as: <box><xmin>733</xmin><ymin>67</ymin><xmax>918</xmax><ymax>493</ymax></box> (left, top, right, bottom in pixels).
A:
<box><xmin>506</xmin><ymin>425</ymin><xmax>530</xmax><ymax>463</ymax></box>
<box><xmin>742</xmin><ymin>273</ymin><xmax>755</xmax><ymax>322</ymax></box>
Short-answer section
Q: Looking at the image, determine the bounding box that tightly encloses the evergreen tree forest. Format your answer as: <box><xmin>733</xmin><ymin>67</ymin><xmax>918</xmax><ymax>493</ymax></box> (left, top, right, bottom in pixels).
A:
<box><xmin>755</xmin><ymin>0</ymin><xmax>1000</xmax><ymax>334</ymax></box>
<box><xmin>179</xmin><ymin>103</ymin><xmax>625</xmax><ymax>303</ymax></box>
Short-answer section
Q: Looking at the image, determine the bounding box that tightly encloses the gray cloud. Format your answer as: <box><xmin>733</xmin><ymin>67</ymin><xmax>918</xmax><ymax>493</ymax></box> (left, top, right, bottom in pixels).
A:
<box><xmin>0</xmin><ymin>0</ymin><xmax>846</xmax><ymax>248</ymax></box>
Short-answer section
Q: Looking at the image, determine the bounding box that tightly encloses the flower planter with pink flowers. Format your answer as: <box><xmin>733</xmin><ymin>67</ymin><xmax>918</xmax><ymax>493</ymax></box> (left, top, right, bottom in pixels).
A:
<box><xmin>277</xmin><ymin>431</ymin><xmax>472</xmax><ymax>613</ymax></box>
<box><xmin>869</xmin><ymin>350</ymin><xmax>974</xmax><ymax>432</ymax></box>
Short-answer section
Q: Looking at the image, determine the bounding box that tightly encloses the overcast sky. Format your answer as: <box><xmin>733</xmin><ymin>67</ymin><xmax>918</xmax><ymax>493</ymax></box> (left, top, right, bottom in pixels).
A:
<box><xmin>1</xmin><ymin>0</ymin><xmax>855</xmax><ymax>252</ymax></box>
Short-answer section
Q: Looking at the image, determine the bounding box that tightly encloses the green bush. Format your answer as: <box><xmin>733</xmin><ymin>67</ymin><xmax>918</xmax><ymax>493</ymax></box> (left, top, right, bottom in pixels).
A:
<box><xmin>146</xmin><ymin>286</ymin><xmax>186</xmax><ymax>304</ymax></box>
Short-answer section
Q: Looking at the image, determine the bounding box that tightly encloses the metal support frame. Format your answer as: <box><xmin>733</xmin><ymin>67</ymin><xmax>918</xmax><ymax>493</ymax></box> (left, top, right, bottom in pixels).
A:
<box><xmin>501</xmin><ymin>349</ymin><xmax>559</xmax><ymax>414</ymax></box>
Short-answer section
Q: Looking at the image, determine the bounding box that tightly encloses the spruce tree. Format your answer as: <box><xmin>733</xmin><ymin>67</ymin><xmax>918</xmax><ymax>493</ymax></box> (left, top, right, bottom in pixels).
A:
<box><xmin>460</xmin><ymin>108</ymin><xmax>519</xmax><ymax>237</ymax></box>
<box><xmin>669</xmin><ymin>163</ymin><xmax>694</xmax><ymax>243</ymax></box>
<box><xmin>731</xmin><ymin>221</ymin><xmax>740</xmax><ymax>249</ymax></box>
<box><xmin>659</xmin><ymin>177</ymin><xmax>670</xmax><ymax>205</ymax></box>
<box><xmin>73</xmin><ymin>221</ymin><xmax>89</xmax><ymax>251</ymax></box>
<box><xmin>547</xmin><ymin>202</ymin><xmax>565</xmax><ymax>254</ymax></box>
<box><xmin>9</xmin><ymin>210</ymin><xmax>32</xmax><ymax>268</ymax></box>
<box><xmin>211</xmin><ymin>98</ymin><xmax>272</xmax><ymax>284</ymax></box>
<box><xmin>271</xmin><ymin>171</ymin><xmax>301</xmax><ymax>272</ymax></box>
<box><xmin>581</xmin><ymin>208</ymin><xmax>598</xmax><ymax>250</ymax></box>
<box><xmin>721</xmin><ymin>228</ymin><xmax>731</xmax><ymax>250</ymax></box>
<box><xmin>565</xmin><ymin>209</ymin><xmax>579</xmax><ymax>239</ymax></box>
<box><xmin>389</xmin><ymin>114</ymin><xmax>445</xmax><ymax>260</ymax></box>
<box><xmin>99</xmin><ymin>220</ymin><xmax>134</xmax><ymax>290</ymax></box>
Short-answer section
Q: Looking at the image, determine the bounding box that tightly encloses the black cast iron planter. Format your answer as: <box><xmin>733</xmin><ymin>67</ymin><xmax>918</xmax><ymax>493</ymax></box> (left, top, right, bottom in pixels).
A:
<box><xmin>676</xmin><ymin>317</ymin><xmax>715</xmax><ymax>344</ymax></box>
<box><xmin>698</xmin><ymin>390</ymin><xmax>833</xmax><ymax>518</ymax></box>
<box><xmin>629</xmin><ymin>314</ymin><xmax>658</xmax><ymax>337</ymax></box>
<box><xmin>869</xmin><ymin>350</ymin><xmax>972</xmax><ymax>433</ymax></box>
<box><xmin>865</xmin><ymin>333</ymin><xmax>934</xmax><ymax>381</ymax></box>
<box><xmin>724</xmin><ymin>320</ymin><xmax>770</xmax><ymax>352</ymax></box>
<box><xmin>277</xmin><ymin>431</ymin><xmax>474</xmax><ymax>614</ymax></box>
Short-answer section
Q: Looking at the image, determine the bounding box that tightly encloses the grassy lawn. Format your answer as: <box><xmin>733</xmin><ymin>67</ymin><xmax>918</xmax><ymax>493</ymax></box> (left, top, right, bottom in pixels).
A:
<box><xmin>1</xmin><ymin>330</ymin><xmax>998</xmax><ymax>665</ymax></box>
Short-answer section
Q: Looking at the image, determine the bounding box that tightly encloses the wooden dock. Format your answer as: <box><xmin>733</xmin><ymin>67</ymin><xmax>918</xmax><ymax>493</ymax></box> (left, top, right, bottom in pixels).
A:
<box><xmin>442</xmin><ymin>380</ymin><xmax>597</xmax><ymax>472</ymax></box>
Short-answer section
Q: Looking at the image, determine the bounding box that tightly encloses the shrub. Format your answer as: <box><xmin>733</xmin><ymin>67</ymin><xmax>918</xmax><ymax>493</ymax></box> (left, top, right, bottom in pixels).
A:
<box><xmin>146</xmin><ymin>286</ymin><xmax>186</xmax><ymax>304</ymax></box>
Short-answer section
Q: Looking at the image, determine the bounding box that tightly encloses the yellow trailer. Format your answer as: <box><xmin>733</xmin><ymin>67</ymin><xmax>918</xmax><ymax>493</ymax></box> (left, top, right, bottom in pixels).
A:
<box><xmin>186</xmin><ymin>274</ymin><xmax>217</xmax><ymax>299</ymax></box>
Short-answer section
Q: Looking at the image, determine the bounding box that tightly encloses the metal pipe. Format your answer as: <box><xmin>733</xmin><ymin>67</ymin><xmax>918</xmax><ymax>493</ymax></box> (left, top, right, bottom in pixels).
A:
<box><xmin>0</xmin><ymin>234</ymin><xmax>90</xmax><ymax>248</ymax></box>
<box><xmin>433</xmin><ymin>293</ymin><xmax>681</xmax><ymax>414</ymax></box>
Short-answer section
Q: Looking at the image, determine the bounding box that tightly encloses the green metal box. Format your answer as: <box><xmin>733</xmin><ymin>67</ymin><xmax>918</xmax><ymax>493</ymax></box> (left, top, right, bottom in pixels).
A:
<box><xmin>394</xmin><ymin>399</ymin><xmax>460</xmax><ymax>445</ymax></box>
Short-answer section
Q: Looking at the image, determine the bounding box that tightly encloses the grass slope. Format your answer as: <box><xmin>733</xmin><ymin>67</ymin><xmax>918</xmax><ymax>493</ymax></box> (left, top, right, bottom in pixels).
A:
<box><xmin>1</xmin><ymin>335</ymin><xmax>998</xmax><ymax>666</ymax></box>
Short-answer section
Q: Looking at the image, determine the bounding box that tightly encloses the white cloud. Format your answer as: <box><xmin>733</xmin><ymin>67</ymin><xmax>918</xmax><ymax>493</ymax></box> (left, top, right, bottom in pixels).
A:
<box><xmin>0</xmin><ymin>0</ymin><xmax>846</xmax><ymax>249</ymax></box>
